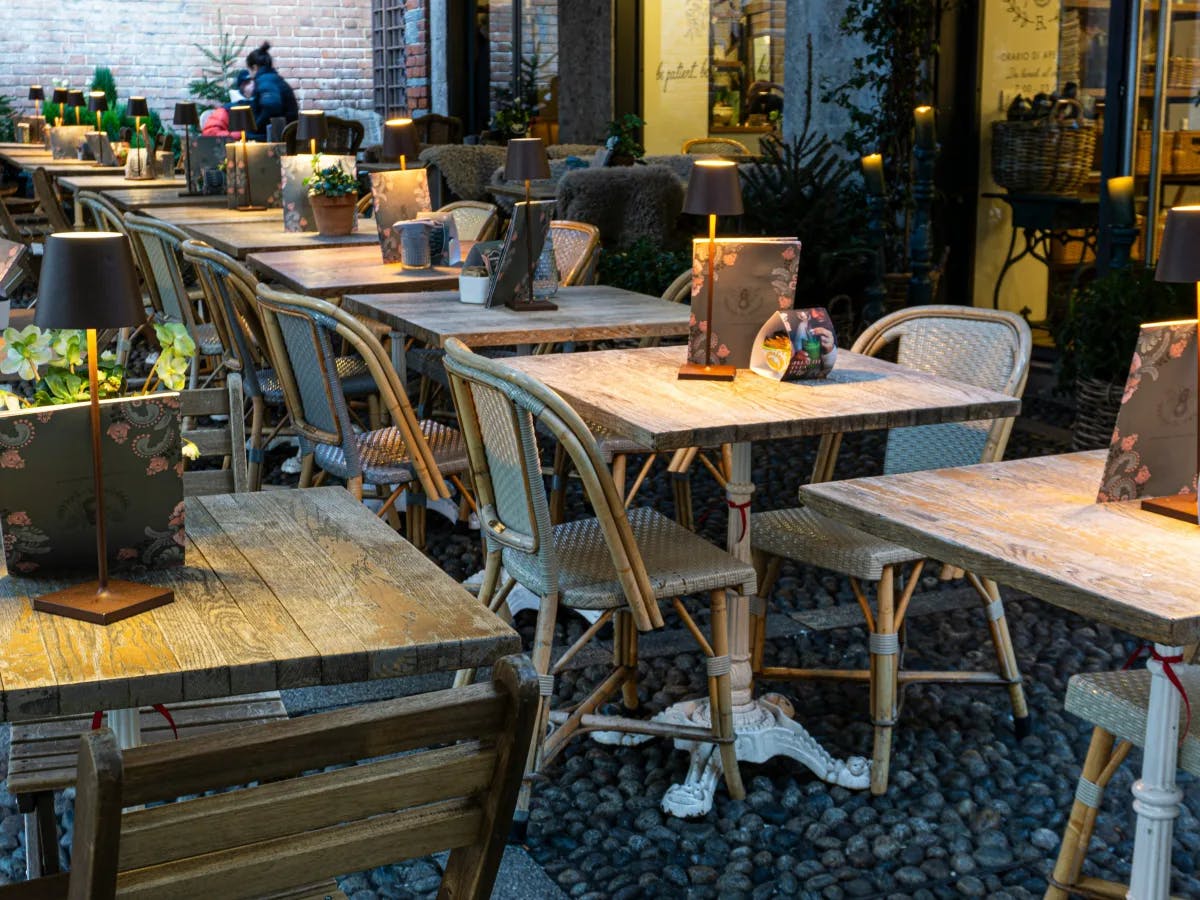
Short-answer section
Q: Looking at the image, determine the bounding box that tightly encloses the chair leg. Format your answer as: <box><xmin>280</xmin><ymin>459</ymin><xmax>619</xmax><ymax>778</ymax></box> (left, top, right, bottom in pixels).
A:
<box><xmin>549</xmin><ymin>442</ymin><xmax>569</xmax><ymax>525</ymax></box>
<box><xmin>1045</xmin><ymin>727</ymin><xmax>1129</xmax><ymax>899</ymax></box>
<box><xmin>247</xmin><ymin>396</ymin><xmax>265</xmax><ymax>491</ymax></box>
<box><xmin>298</xmin><ymin>452</ymin><xmax>315</xmax><ymax>488</ymax></box>
<box><xmin>709</xmin><ymin>588</ymin><xmax>745</xmax><ymax>801</ymax></box>
<box><xmin>610</xmin><ymin>454</ymin><xmax>627</xmax><ymax>505</ymax></box>
<box><xmin>366</xmin><ymin>393</ymin><xmax>381</xmax><ymax>431</ymax></box>
<box><xmin>977</xmin><ymin>576</ymin><xmax>1031</xmax><ymax>736</ymax></box>
<box><xmin>516</xmin><ymin>590</ymin><xmax>560</xmax><ymax>829</ymax></box>
<box><xmin>749</xmin><ymin>552</ymin><xmax>778</xmax><ymax>678</ymax></box>
<box><xmin>671</xmin><ymin>471</ymin><xmax>694</xmax><ymax>530</ymax></box>
<box><xmin>406</xmin><ymin>490</ymin><xmax>427</xmax><ymax>550</ymax></box>
<box><xmin>346</xmin><ymin>474</ymin><xmax>364</xmax><ymax>501</ymax></box>
<box><xmin>869</xmin><ymin>567</ymin><xmax>899</xmax><ymax>795</ymax></box>
<box><xmin>615</xmin><ymin>609</ymin><xmax>639</xmax><ymax>710</ymax></box>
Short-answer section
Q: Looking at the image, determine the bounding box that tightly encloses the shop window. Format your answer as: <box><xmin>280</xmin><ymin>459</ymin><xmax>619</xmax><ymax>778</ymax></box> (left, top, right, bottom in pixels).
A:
<box><xmin>708</xmin><ymin>0</ymin><xmax>786</xmax><ymax>132</ymax></box>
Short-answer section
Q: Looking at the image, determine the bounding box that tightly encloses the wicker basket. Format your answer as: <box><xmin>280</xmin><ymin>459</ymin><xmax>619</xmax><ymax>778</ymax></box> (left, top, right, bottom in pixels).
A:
<box><xmin>991</xmin><ymin>101</ymin><xmax>1096</xmax><ymax>195</ymax></box>
<box><xmin>1071</xmin><ymin>376</ymin><xmax>1123</xmax><ymax>451</ymax></box>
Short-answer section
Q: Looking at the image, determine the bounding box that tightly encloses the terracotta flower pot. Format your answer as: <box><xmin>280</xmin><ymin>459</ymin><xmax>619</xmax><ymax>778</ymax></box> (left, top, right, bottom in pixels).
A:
<box><xmin>309</xmin><ymin>193</ymin><xmax>357</xmax><ymax>237</ymax></box>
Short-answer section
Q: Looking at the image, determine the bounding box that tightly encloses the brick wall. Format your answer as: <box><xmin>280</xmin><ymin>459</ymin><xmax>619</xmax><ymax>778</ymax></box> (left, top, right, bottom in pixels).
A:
<box><xmin>0</xmin><ymin>0</ymin><xmax>375</xmax><ymax>126</ymax></box>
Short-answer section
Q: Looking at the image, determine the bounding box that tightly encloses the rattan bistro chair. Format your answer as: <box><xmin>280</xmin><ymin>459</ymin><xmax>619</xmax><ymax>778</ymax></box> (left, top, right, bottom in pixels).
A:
<box><xmin>255</xmin><ymin>284</ymin><xmax>469</xmax><ymax>545</ymax></box>
<box><xmin>750</xmin><ymin>306</ymin><xmax>1033</xmax><ymax>795</ymax></box>
<box><xmin>437</xmin><ymin>200</ymin><xmax>500</xmax><ymax>242</ymax></box>
<box><xmin>682</xmin><ymin>137</ymin><xmax>752</xmax><ymax>157</ymax></box>
<box><xmin>444</xmin><ymin>338</ymin><xmax>756</xmax><ymax>823</ymax></box>
<box><xmin>1046</xmin><ymin>660</ymin><xmax>1200</xmax><ymax>899</ymax></box>
<box><xmin>76</xmin><ymin>191</ymin><xmax>127</xmax><ymax>233</ymax></box>
<box><xmin>549</xmin><ymin>220</ymin><xmax>600</xmax><ymax>286</ymax></box>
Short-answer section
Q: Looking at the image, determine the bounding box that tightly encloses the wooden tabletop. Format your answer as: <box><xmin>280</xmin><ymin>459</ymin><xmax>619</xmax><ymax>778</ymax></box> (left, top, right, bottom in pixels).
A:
<box><xmin>342</xmin><ymin>285</ymin><xmax>689</xmax><ymax>347</ymax></box>
<box><xmin>103</xmin><ymin>191</ymin><xmax>230</xmax><ymax>213</ymax></box>
<box><xmin>186</xmin><ymin>220</ymin><xmax>379</xmax><ymax>259</ymax></box>
<box><xmin>0</xmin><ymin>487</ymin><xmax>519</xmax><ymax>722</ymax></box>
<box><xmin>800</xmin><ymin>451</ymin><xmax>1200</xmax><ymax>646</ymax></box>
<box><xmin>504</xmin><ymin>345</ymin><xmax>1022</xmax><ymax>452</ymax></box>
<box><xmin>247</xmin><ymin>244</ymin><xmax>460</xmax><ymax>297</ymax></box>
<box><xmin>145</xmin><ymin>205</ymin><xmax>283</xmax><ymax>226</ymax></box>
<box><xmin>0</xmin><ymin>151</ymin><xmax>126</xmax><ymax>177</ymax></box>
<box><xmin>56</xmin><ymin>174</ymin><xmax>183</xmax><ymax>194</ymax></box>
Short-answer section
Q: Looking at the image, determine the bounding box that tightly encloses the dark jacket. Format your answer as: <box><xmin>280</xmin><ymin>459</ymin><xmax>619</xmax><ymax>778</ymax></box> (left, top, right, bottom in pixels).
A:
<box><xmin>250</xmin><ymin>69</ymin><xmax>298</xmax><ymax>137</ymax></box>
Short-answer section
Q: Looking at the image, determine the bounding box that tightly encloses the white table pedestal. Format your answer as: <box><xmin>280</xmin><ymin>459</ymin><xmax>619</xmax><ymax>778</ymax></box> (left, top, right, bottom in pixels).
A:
<box><xmin>597</xmin><ymin>442</ymin><xmax>870</xmax><ymax>817</ymax></box>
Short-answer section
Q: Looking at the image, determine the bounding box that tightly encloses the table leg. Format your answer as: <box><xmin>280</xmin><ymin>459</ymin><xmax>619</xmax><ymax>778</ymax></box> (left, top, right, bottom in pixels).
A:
<box><xmin>597</xmin><ymin>441</ymin><xmax>870</xmax><ymax>817</ymax></box>
<box><xmin>1127</xmin><ymin>642</ymin><xmax>1184</xmax><ymax>899</ymax></box>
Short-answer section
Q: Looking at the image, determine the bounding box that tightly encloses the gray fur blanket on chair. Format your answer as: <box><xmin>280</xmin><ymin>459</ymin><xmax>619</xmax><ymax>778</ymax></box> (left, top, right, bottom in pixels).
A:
<box><xmin>556</xmin><ymin>165</ymin><xmax>686</xmax><ymax>249</ymax></box>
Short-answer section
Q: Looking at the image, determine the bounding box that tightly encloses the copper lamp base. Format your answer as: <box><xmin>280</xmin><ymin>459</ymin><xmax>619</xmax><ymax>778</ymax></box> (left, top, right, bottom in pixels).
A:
<box><xmin>505</xmin><ymin>298</ymin><xmax>558</xmax><ymax>311</ymax></box>
<box><xmin>677</xmin><ymin>362</ymin><xmax>736</xmax><ymax>381</ymax></box>
<box><xmin>236</xmin><ymin>204</ymin><xmax>266</xmax><ymax>212</ymax></box>
<box><xmin>1140</xmin><ymin>494</ymin><xmax>1199</xmax><ymax>525</ymax></box>
<box><xmin>33</xmin><ymin>580</ymin><xmax>174</xmax><ymax>625</ymax></box>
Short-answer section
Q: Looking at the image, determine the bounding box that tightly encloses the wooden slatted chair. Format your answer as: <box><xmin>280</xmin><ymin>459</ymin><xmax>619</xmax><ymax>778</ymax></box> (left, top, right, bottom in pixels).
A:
<box><xmin>1045</xmin><ymin>656</ymin><xmax>1200</xmax><ymax>899</ymax></box>
<box><xmin>438</xmin><ymin>200</ymin><xmax>499</xmax><ymax>242</ymax></box>
<box><xmin>254</xmin><ymin>284</ymin><xmax>471</xmax><ymax>546</ymax></box>
<box><xmin>30</xmin><ymin>168</ymin><xmax>72</xmax><ymax>234</ymax></box>
<box><xmin>182</xmin><ymin>240</ymin><xmax>382</xmax><ymax>491</ymax></box>
<box><xmin>444</xmin><ymin>338</ymin><xmax>755</xmax><ymax>828</ymax></box>
<box><xmin>749</xmin><ymin>306</ymin><xmax>1033</xmax><ymax>795</ymax></box>
<box><xmin>6</xmin><ymin>373</ymin><xmax>295</xmax><ymax>882</ymax></box>
<box><xmin>2</xmin><ymin>655</ymin><xmax>539</xmax><ymax>900</ymax></box>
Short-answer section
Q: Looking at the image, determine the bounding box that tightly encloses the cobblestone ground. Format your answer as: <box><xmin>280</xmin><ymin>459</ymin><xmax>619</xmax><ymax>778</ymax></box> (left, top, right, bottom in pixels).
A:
<box><xmin>1</xmin><ymin>368</ymin><xmax>1196</xmax><ymax>899</ymax></box>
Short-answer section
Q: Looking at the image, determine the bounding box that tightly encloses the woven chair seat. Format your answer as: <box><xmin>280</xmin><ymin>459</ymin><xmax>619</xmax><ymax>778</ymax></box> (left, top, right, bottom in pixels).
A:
<box><xmin>313</xmin><ymin>419</ymin><xmax>468</xmax><ymax>486</ymax></box>
<box><xmin>194</xmin><ymin>322</ymin><xmax>223</xmax><ymax>357</ymax></box>
<box><xmin>256</xmin><ymin>356</ymin><xmax>377</xmax><ymax>405</ymax></box>
<box><xmin>751</xmin><ymin>506</ymin><xmax>922</xmax><ymax>582</ymax></box>
<box><xmin>504</xmin><ymin>506</ymin><xmax>756</xmax><ymax>610</ymax></box>
<box><xmin>1066</xmin><ymin>666</ymin><xmax>1200</xmax><ymax>776</ymax></box>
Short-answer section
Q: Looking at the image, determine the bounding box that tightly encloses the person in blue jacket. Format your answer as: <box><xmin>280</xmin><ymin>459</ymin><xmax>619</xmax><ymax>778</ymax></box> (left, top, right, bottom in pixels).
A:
<box><xmin>245</xmin><ymin>42</ymin><xmax>298</xmax><ymax>138</ymax></box>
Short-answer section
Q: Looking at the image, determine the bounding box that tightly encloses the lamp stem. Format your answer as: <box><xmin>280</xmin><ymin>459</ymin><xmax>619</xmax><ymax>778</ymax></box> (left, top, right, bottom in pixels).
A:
<box><xmin>400</xmin><ymin>154</ymin><xmax>407</xmax><ymax>171</ymax></box>
<box><xmin>310</xmin><ymin>138</ymin><xmax>316</xmax><ymax>155</ymax></box>
<box><xmin>705</xmin><ymin>213</ymin><xmax>717</xmax><ymax>369</ymax></box>
<box><xmin>184</xmin><ymin>124</ymin><xmax>192</xmax><ymax>192</ymax></box>
<box><xmin>240</xmin><ymin>133</ymin><xmax>250</xmax><ymax>208</ymax></box>
<box><xmin>525</xmin><ymin>179</ymin><xmax>534</xmax><ymax>305</ymax></box>
<box><xmin>85</xmin><ymin>328</ymin><xmax>109</xmax><ymax>593</ymax></box>
<box><xmin>95</xmin><ymin>112</ymin><xmax>101</xmax><ymax>133</ymax></box>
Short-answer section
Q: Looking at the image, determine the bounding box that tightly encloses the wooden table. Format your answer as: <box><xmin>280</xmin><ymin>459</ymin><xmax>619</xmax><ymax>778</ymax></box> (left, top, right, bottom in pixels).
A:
<box><xmin>799</xmin><ymin>451</ymin><xmax>1198</xmax><ymax>900</ymax></box>
<box><xmin>342</xmin><ymin>285</ymin><xmax>689</xmax><ymax>367</ymax></box>
<box><xmin>0</xmin><ymin>487</ymin><xmax>519</xmax><ymax>728</ymax></box>
<box><xmin>186</xmin><ymin>220</ymin><xmax>380</xmax><ymax>259</ymax></box>
<box><xmin>145</xmin><ymin>204</ymin><xmax>283</xmax><ymax>226</ymax></box>
<box><xmin>487</xmin><ymin>181</ymin><xmax>558</xmax><ymax>203</ymax></box>
<box><xmin>0</xmin><ymin>151</ymin><xmax>124</xmax><ymax>177</ymax></box>
<box><xmin>55</xmin><ymin>174</ymin><xmax>183</xmax><ymax>195</ymax></box>
<box><xmin>103</xmin><ymin>191</ymin><xmax>230</xmax><ymax>214</ymax></box>
<box><xmin>247</xmin><ymin>244</ymin><xmax>460</xmax><ymax>297</ymax></box>
<box><xmin>504</xmin><ymin>344</ymin><xmax>1021</xmax><ymax>817</ymax></box>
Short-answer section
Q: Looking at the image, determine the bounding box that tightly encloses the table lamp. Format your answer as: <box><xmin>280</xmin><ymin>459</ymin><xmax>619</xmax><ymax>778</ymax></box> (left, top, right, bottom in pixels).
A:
<box><xmin>28</xmin><ymin>85</ymin><xmax>43</xmax><ymax>118</ymax></box>
<box><xmin>384</xmin><ymin>117</ymin><xmax>419</xmax><ymax>170</ymax></box>
<box><xmin>297</xmin><ymin>110</ymin><xmax>327</xmax><ymax>155</ymax></box>
<box><xmin>32</xmin><ymin>233</ymin><xmax>174</xmax><ymax>624</ymax></box>
<box><xmin>126</xmin><ymin>96</ymin><xmax>150</xmax><ymax>177</ymax></box>
<box><xmin>503</xmin><ymin>137</ymin><xmax>555</xmax><ymax>311</ymax></box>
<box><xmin>50</xmin><ymin>87</ymin><xmax>68</xmax><ymax>127</ymax></box>
<box><xmin>1148</xmin><ymin>204</ymin><xmax>1200</xmax><ymax>524</ymax></box>
<box><xmin>227</xmin><ymin>106</ymin><xmax>265</xmax><ymax>211</ymax></box>
<box><xmin>67</xmin><ymin>89</ymin><xmax>84</xmax><ymax>126</ymax></box>
<box><xmin>173</xmin><ymin>102</ymin><xmax>201</xmax><ymax>196</ymax></box>
<box><xmin>679</xmin><ymin>159</ymin><xmax>743</xmax><ymax>380</ymax></box>
<box><xmin>87</xmin><ymin>91</ymin><xmax>107</xmax><ymax>133</ymax></box>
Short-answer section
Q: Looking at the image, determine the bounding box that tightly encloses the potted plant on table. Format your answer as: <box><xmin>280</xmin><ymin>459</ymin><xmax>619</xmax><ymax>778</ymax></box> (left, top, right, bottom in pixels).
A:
<box><xmin>604</xmin><ymin>113</ymin><xmax>645</xmax><ymax>166</ymax></box>
<box><xmin>1053</xmin><ymin>266</ymin><xmax>1191</xmax><ymax>449</ymax></box>
<box><xmin>303</xmin><ymin>156</ymin><xmax>358</xmax><ymax>237</ymax></box>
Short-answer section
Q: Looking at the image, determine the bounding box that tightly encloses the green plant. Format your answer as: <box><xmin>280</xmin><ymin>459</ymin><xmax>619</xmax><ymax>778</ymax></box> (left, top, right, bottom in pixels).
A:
<box><xmin>303</xmin><ymin>156</ymin><xmax>358</xmax><ymax>197</ymax></box>
<box><xmin>89</xmin><ymin>67</ymin><xmax>118</xmax><ymax>107</ymax></box>
<box><xmin>490</xmin><ymin>100</ymin><xmax>531</xmax><ymax>139</ymax></box>
<box><xmin>1053</xmin><ymin>267</ymin><xmax>1192</xmax><ymax>388</ymax></box>
<box><xmin>597</xmin><ymin>239</ymin><xmax>692</xmax><ymax>297</ymax></box>
<box><xmin>604</xmin><ymin>113</ymin><xmax>645</xmax><ymax>160</ymax></box>
<box><xmin>0</xmin><ymin>95</ymin><xmax>14</xmax><ymax>142</ymax></box>
<box><xmin>189</xmin><ymin>12</ymin><xmax>247</xmax><ymax>108</ymax></box>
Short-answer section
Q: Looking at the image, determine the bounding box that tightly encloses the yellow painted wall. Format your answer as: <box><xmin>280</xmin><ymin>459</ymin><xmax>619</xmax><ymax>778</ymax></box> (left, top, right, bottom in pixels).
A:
<box><xmin>643</xmin><ymin>0</ymin><xmax>712</xmax><ymax>155</ymax></box>
<box><xmin>972</xmin><ymin>0</ymin><xmax>1061</xmax><ymax>316</ymax></box>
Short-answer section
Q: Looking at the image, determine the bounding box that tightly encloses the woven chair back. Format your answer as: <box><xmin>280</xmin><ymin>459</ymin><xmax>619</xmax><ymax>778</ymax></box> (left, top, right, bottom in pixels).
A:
<box><xmin>549</xmin><ymin>220</ymin><xmax>600</xmax><ymax>286</ymax></box>
<box><xmin>439</xmin><ymin>201</ymin><xmax>499</xmax><ymax>242</ymax></box>
<box><xmin>122</xmin><ymin>213</ymin><xmax>200</xmax><ymax>329</ymax></box>
<box><xmin>814</xmin><ymin>306</ymin><xmax>1031</xmax><ymax>482</ymax></box>
<box><xmin>254</xmin><ymin>284</ymin><xmax>449</xmax><ymax>499</ymax></box>
<box><xmin>681</xmin><ymin>137</ymin><xmax>751</xmax><ymax>156</ymax></box>
<box><xmin>413</xmin><ymin>113</ymin><xmax>463</xmax><ymax>146</ymax></box>
<box><xmin>31</xmin><ymin>168</ymin><xmax>72</xmax><ymax>233</ymax></box>
<box><xmin>182</xmin><ymin>240</ymin><xmax>271</xmax><ymax>399</ymax></box>
<box><xmin>444</xmin><ymin>338</ymin><xmax>662</xmax><ymax>630</ymax></box>
<box><xmin>76</xmin><ymin>191</ymin><xmax>126</xmax><ymax>233</ymax></box>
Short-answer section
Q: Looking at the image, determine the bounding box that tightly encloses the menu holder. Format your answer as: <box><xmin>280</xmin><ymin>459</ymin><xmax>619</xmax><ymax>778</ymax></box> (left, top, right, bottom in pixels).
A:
<box><xmin>485</xmin><ymin>199</ymin><xmax>554</xmax><ymax>309</ymax></box>
<box><xmin>186</xmin><ymin>134</ymin><xmax>232</xmax><ymax>193</ymax></box>
<box><xmin>225</xmin><ymin>141</ymin><xmax>285</xmax><ymax>209</ymax></box>
<box><xmin>47</xmin><ymin>125</ymin><xmax>91</xmax><ymax>160</ymax></box>
<box><xmin>369</xmin><ymin>169</ymin><xmax>432</xmax><ymax>262</ymax></box>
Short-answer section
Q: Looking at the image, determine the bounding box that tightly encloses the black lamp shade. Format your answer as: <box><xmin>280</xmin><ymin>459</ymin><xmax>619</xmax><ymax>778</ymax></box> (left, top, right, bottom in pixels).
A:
<box><xmin>504</xmin><ymin>137</ymin><xmax>550</xmax><ymax>181</ymax></box>
<box><xmin>383</xmin><ymin>118</ymin><xmax>420</xmax><ymax>160</ymax></box>
<box><xmin>28</xmin><ymin>85</ymin><xmax>43</xmax><ymax>102</ymax></box>
<box><xmin>228</xmin><ymin>105</ymin><xmax>255</xmax><ymax>135</ymax></box>
<box><xmin>173</xmin><ymin>102</ymin><xmax>199</xmax><ymax>127</ymax></box>
<box><xmin>684</xmin><ymin>160</ymin><xmax>744</xmax><ymax>216</ymax></box>
<box><xmin>126</xmin><ymin>97</ymin><xmax>149</xmax><ymax>118</ymax></box>
<box><xmin>87</xmin><ymin>92</ymin><xmax>107</xmax><ymax>114</ymax></box>
<box><xmin>1156</xmin><ymin>206</ymin><xmax>1200</xmax><ymax>283</ymax></box>
<box><xmin>51</xmin><ymin>87</ymin><xmax>68</xmax><ymax>105</ymax></box>
<box><xmin>67</xmin><ymin>90</ymin><xmax>84</xmax><ymax>108</ymax></box>
<box><xmin>36</xmin><ymin>234</ymin><xmax>145</xmax><ymax>330</ymax></box>
<box><xmin>297</xmin><ymin>110</ymin><xmax>327</xmax><ymax>143</ymax></box>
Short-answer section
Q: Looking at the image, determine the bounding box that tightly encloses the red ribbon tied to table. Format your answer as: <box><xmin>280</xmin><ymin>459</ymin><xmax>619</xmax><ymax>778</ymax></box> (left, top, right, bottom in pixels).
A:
<box><xmin>90</xmin><ymin>704</ymin><xmax>178</xmax><ymax>740</ymax></box>
<box><xmin>727</xmin><ymin>498</ymin><xmax>751</xmax><ymax>543</ymax></box>
<box><xmin>1122</xmin><ymin>643</ymin><xmax>1191</xmax><ymax>746</ymax></box>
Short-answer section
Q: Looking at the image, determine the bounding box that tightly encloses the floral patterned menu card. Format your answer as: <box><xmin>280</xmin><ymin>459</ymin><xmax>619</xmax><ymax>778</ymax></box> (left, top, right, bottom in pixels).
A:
<box><xmin>369</xmin><ymin>169</ymin><xmax>432</xmax><ymax>262</ymax></box>
<box><xmin>1097</xmin><ymin>320</ymin><xmax>1197</xmax><ymax>503</ymax></box>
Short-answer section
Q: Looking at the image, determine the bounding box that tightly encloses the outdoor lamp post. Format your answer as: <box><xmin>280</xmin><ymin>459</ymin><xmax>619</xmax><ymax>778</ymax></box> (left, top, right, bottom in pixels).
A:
<box><xmin>678</xmin><ymin>159</ymin><xmax>743</xmax><ymax>381</ymax></box>
<box><xmin>32</xmin><ymin>233</ymin><xmax>174</xmax><ymax>624</ymax></box>
<box><xmin>384</xmin><ymin>118</ymin><xmax>419</xmax><ymax>170</ymax></box>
